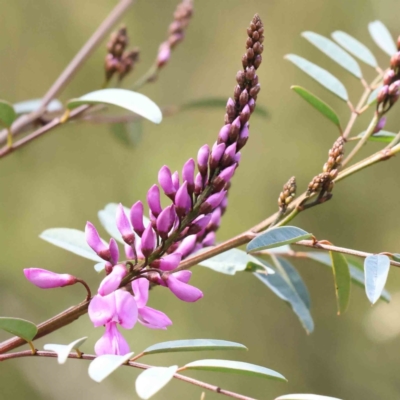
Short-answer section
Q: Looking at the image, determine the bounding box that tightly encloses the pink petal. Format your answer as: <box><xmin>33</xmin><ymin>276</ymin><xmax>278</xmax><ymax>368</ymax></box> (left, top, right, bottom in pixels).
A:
<box><xmin>138</xmin><ymin>306</ymin><xmax>172</xmax><ymax>329</ymax></box>
<box><xmin>159</xmin><ymin>253</ymin><xmax>182</xmax><ymax>271</ymax></box>
<box><xmin>94</xmin><ymin>322</ymin><xmax>130</xmax><ymax>356</ymax></box>
<box><xmin>88</xmin><ymin>293</ymin><xmax>116</xmax><ymax>327</ymax></box>
<box><xmin>109</xmin><ymin>238</ymin><xmax>119</xmax><ymax>265</ymax></box>
<box><xmin>98</xmin><ymin>264</ymin><xmax>127</xmax><ymax>296</ymax></box>
<box><xmin>115</xmin><ymin>289</ymin><xmax>138</xmax><ymax>329</ymax></box>
<box><xmin>85</xmin><ymin>222</ymin><xmax>109</xmax><ymax>259</ymax></box>
<box><xmin>23</xmin><ymin>268</ymin><xmax>76</xmax><ymax>289</ymax></box>
<box><xmin>166</xmin><ymin>274</ymin><xmax>203</xmax><ymax>302</ymax></box>
<box><xmin>132</xmin><ymin>278</ymin><xmax>149</xmax><ymax>308</ymax></box>
<box><xmin>173</xmin><ymin>270</ymin><xmax>192</xmax><ymax>284</ymax></box>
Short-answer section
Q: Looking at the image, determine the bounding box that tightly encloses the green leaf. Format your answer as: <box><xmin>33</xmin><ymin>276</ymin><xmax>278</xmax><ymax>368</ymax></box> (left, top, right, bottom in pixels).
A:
<box><xmin>181</xmin><ymin>97</ymin><xmax>268</xmax><ymax>118</ymax></box>
<box><xmin>135</xmin><ymin>366</ymin><xmax>178</xmax><ymax>399</ymax></box>
<box><xmin>67</xmin><ymin>89</ymin><xmax>162</xmax><ymax>124</ymax></box>
<box><xmin>291</xmin><ymin>86</ymin><xmax>341</xmax><ymax>129</ymax></box>
<box><xmin>364</xmin><ymin>254</ymin><xmax>391</xmax><ymax>305</ymax></box>
<box><xmin>44</xmin><ymin>337</ymin><xmax>87</xmax><ymax>364</ymax></box>
<box><xmin>247</xmin><ymin>226</ymin><xmax>312</xmax><ymax>252</ymax></box>
<box><xmin>331</xmin><ymin>31</ymin><xmax>378</xmax><ymax>68</ymax></box>
<box><xmin>252</xmin><ymin>259</ymin><xmax>314</xmax><ymax>333</ymax></box>
<box><xmin>0</xmin><ymin>317</ymin><xmax>37</xmax><ymax>342</ymax></box>
<box><xmin>274</xmin><ymin>256</ymin><xmax>311</xmax><ymax>310</ymax></box>
<box><xmin>98</xmin><ymin>203</ymin><xmax>150</xmax><ymax>245</ymax></box>
<box><xmin>306</xmin><ymin>252</ymin><xmax>390</xmax><ymax>303</ymax></box>
<box><xmin>183</xmin><ymin>359</ymin><xmax>287</xmax><ymax>382</ymax></box>
<box><xmin>285</xmin><ymin>54</ymin><xmax>348</xmax><ymax>101</ymax></box>
<box><xmin>357</xmin><ymin>130</ymin><xmax>396</xmax><ymax>143</ymax></box>
<box><xmin>88</xmin><ymin>352</ymin><xmax>134</xmax><ymax>382</ymax></box>
<box><xmin>302</xmin><ymin>31</ymin><xmax>362</xmax><ymax>78</ymax></box>
<box><xmin>199</xmin><ymin>248</ymin><xmax>274</xmax><ymax>275</ymax></box>
<box><xmin>14</xmin><ymin>99</ymin><xmax>63</xmax><ymax>114</ymax></box>
<box><xmin>276</xmin><ymin>395</ymin><xmax>343</xmax><ymax>400</ymax></box>
<box><xmin>329</xmin><ymin>252</ymin><xmax>351</xmax><ymax>314</ymax></box>
<box><xmin>40</xmin><ymin>228</ymin><xmax>104</xmax><ymax>262</ymax></box>
<box><xmin>110</xmin><ymin>121</ymin><xmax>143</xmax><ymax>147</ymax></box>
<box><xmin>367</xmin><ymin>87</ymin><xmax>381</xmax><ymax>105</ymax></box>
<box><xmin>368</xmin><ymin>20</ymin><xmax>397</xmax><ymax>56</ymax></box>
<box><xmin>0</xmin><ymin>100</ymin><xmax>17</xmax><ymax>128</ymax></box>
<box><xmin>143</xmin><ymin>339</ymin><xmax>247</xmax><ymax>356</ymax></box>
<box><xmin>392</xmin><ymin>253</ymin><xmax>400</xmax><ymax>262</ymax></box>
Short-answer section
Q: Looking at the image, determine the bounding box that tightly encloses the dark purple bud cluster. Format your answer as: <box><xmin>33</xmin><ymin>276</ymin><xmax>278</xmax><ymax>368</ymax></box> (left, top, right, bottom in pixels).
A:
<box><xmin>377</xmin><ymin>36</ymin><xmax>400</xmax><ymax>113</ymax></box>
<box><xmin>278</xmin><ymin>176</ymin><xmax>296</xmax><ymax>212</ymax></box>
<box><xmin>156</xmin><ymin>0</ymin><xmax>194</xmax><ymax>68</ymax></box>
<box><xmin>104</xmin><ymin>26</ymin><xmax>140</xmax><ymax>82</ymax></box>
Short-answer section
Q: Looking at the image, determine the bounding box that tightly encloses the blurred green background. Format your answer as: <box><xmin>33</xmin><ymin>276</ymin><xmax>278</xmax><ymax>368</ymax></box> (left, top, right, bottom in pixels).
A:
<box><xmin>1</xmin><ymin>0</ymin><xmax>400</xmax><ymax>398</ymax></box>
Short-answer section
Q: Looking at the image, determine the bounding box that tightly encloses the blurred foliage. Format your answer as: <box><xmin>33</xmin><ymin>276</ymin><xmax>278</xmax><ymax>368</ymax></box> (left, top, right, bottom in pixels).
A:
<box><xmin>1</xmin><ymin>0</ymin><xmax>400</xmax><ymax>399</ymax></box>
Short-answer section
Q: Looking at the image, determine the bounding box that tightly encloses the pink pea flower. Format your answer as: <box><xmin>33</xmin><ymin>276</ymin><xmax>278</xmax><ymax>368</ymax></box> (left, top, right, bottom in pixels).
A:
<box><xmin>23</xmin><ymin>268</ymin><xmax>77</xmax><ymax>289</ymax></box>
<box><xmin>95</xmin><ymin>322</ymin><xmax>130</xmax><ymax>356</ymax></box>
<box><xmin>132</xmin><ymin>278</ymin><xmax>172</xmax><ymax>329</ymax></box>
<box><xmin>97</xmin><ymin>264</ymin><xmax>127</xmax><ymax>296</ymax></box>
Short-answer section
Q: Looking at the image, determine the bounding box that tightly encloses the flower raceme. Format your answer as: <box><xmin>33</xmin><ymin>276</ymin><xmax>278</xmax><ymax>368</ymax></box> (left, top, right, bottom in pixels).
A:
<box><xmin>23</xmin><ymin>14</ymin><xmax>264</xmax><ymax>356</ymax></box>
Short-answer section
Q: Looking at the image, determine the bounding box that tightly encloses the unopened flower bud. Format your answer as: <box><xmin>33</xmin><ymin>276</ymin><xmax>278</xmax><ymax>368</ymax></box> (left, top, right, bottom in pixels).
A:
<box><xmin>373</xmin><ymin>117</ymin><xmax>387</xmax><ymax>133</ymax></box>
<box><xmin>85</xmin><ymin>222</ymin><xmax>110</xmax><ymax>261</ymax></box>
<box><xmin>229</xmin><ymin>117</ymin><xmax>241</xmax><ymax>142</ymax></box>
<box><xmin>130</xmin><ymin>201</ymin><xmax>145</xmax><ymax>236</ymax></box>
<box><xmin>384</xmin><ymin>70</ymin><xmax>396</xmax><ymax>85</ymax></box>
<box><xmin>240</xmin><ymin>104</ymin><xmax>251</xmax><ymax>123</ymax></box>
<box><xmin>174</xmin><ymin>181</ymin><xmax>191</xmax><ymax>217</ymax></box>
<box><xmin>175</xmin><ymin>235</ymin><xmax>197</xmax><ymax>258</ymax></box>
<box><xmin>210</xmin><ymin>142</ymin><xmax>226</xmax><ymax>169</ymax></box>
<box><xmin>159</xmin><ymin>252</ymin><xmax>182</xmax><ymax>271</ymax></box>
<box><xmin>237</xmin><ymin>123</ymin><xmax>249</xmax><ymax>151</ymax></box>
<box><xmin>390</xmin><ymin>52</ymin><xmax>400</xmax><ymax>69</ymax></box>
<box><xmin>218</xmin><ymin>124</ymin><xmax>231</xmax><ymax>144</ymax></box>
<box><xmin>24</xmin><ymin>268</ymin><xmax>77</xmax><ymax>289</ymax></box>
<box><xmin>197</xmin><ymin>144</ymin><xmax>210</xmax><ymax>176</ymax></box>
<box><xmin>156</xmin><ymin>205</ymin><xmax>176</xmax><ymax>239</ymax></box>
<box><xmin>202</xmin><ymin>231</ymin><xmax>216</xmax><ymax>247</ymax></box>
<box><xmin>213</xmin><ymin>164</ymin><xmax>237</xmax><ymax>192</ymax></box>
<box><xmin>141</xmin><ymin>224</ymin><xmax>157</xmax><ymax>258</ymax></box>
<box><xmin>182</xmin><ymin>158</ymin><xmax>195</xmax><ymax>194</ymax></box>
<box><xmin>116</xmin><ymin>203</ymin><xmax>134</xmax><ymax>245</ymax></box>
<box><xmin>109</xmin><ymin>238</ymin><xmax>119</xmax><ymax>265</ymax></box>
<box><xmin>377</xmin><ymin>85</ymin><xmax>389</xmax><ymax>105</ymax></box>
<box><xmin>278</xmin><ymin>176</ymin><xmax>296</xmax><ymax>211</ymax></box>
<box><xmin>194</xmin><ymin>172</ymin><xmax>204</xmax><ymax>195</ymax></box>
<box><xmin>236</xmin><ymin>70</ymin><xmax>245</xmax><ymax>86</ymax></box>
<box><xmin>158</xmin><ymin>165</ymin><xmax>176</xmax><ymax>200</ymax></box>
<box><xmin>147</xmin><ymin>185</ymin><xmax>162</xmax><ymax>217</ymax></box>
<box><xmin>98</xmin><ymin>264</ymin><xmax>127</xmax><ymax>296</ymax></box>
<box><xmin>207</xmin><ymin>207</ymin><xmax>221</xmax><ymax>231</ymax></box>
<box><xmin>306</xmin><ymin>172</ymin><xmax>332</xmax><ymax>196</ymax></box>
<box><xmin>221</xmin><ymin>142</ymin><xmax>237</xmax><ymax>167</ymax></box>
<box><xmin>187</xmin><ymin>214</ymin><xmax>212</xmax><ymax>235</ymax></box>
<box><xmin>199</xmin><ymin>190</ymin><xmax>227</xmax><ymax>214</ymax></box>
<box><xmin>157</xmin><ymin>42</ymin><xmax>171</xmax><ymax>68</ymax></box>
<box><xmin>239</xmin><ymin>89</ymin><xmax>249</xmax><ymax>106</ymax></box>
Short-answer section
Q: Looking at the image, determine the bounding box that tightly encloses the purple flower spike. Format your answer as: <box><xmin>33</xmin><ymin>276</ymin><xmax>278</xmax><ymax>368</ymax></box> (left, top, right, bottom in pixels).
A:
<box><xmin>182</xmin><ymin>158</ymin><xmax>195</xmax><ymax>194</ymax></box>
<box><xmin>208</xmin><ymin>207</ymin><xmax>222</xmax><ymax>231</ymax></box>
<box><xmin>130</xmin><ymin>201</ymin><xmax>145</xmax><ymax>236</ymax></box>
<box><xmin>210</xmin><ymin>142</ymin><xmax>226</xmax><ymax>169</ymax></box>
<box><xmin>222</xmin><ymin>142</ymin><xmax>237</xmax><ymax>167</ymax></box>
<box><xmin>116</xmin><ymin>204</ymin><xmax>134</xmax><ymax>245</ymax></box>
<box><xmin>174</xmin><ymin>181</ymin><xmax>191</xmax><ymax>217</ymax></box>
<box><xmin>194</xmin><ymin>172</ymin><xmax>204</xmax><ymax>195</ymax></box>
<box><xmin>199</xmin><ymin>190</ymin><xmax>227</xmax><ymax>214</ymax></box>
<box><xmin>197</xmin><ymin>145</ymin><xmax>210</xmax><ymax>176</ymax></box>
<box><xmin>172</xmin><ymin>171</ymin><xmax>180</xmax><ymax>191</ymax></box>
<box><xmin>237</xmin><ymin>122</ymin><xmax>249</xmax><ymax>151</ymax></box>
<box><xmin>109</xmin><ymin>238</ymin><xmax>119</xmax><ymax>265</ymax></box>
<box><xmin>98</xmin><ymin>264</ymin><xmax>127</xmax><ymax>296</ymax></box>
<box><xmin>85</xmin><ymin>222</ymin><xmax>110</xmax><ymax>261</ymax></box>
<box><xmin>23</xmin><ymin>268</ymin><xmax>77</xmax><ymax>289</ymax></box>
<box><xmin>218</xmin><ymin>124</ymin><xmax>231</xmax><ymax>144</ymax></box>
<box><xmin>147</xmin><ymin>185</ymin><xmax>162</xmax><ymax>217</ymax></box>
<box><xmin>141</xmin><ymin>224</ymin><xmax>157</xmax><ymax>258</ymax></box>
<box><xmin>373</xmin><ymin>117</ymin><xmax>387</xmax><ymax>133</ymax></box>
<box><xmin>229</xmin><ymin>117</ymin><xmax>241</xmax><ymax>142</ymax></box>
<box><xmin>95</xmin><ymin>322</ymin><xmax>130</xmax><ymax>356</ymax></box>
<box><xmin>175</xmin><ymin>234</ymin><xmax>197</xmax><ymax>258</ymax></box>
<box><xmin>188</xmin><ymin>214</ymin><xmax>212</xmax><ymax>235</ymax></box>
<box><xmin>202</xmin><ymin>231</ymin><xmax>216</xmax><ymax>247</ymax></box>
<box><xmin>156</xmin><ymin>205</ymin><xmax>176</xmax><ymax>239</ymax></box>
<box><xmin>159</xmin><ymin>252</ymin><xmax>182</xmax><ymax>271</ymax></box>
<box><xmin>165</xmin><ymin>272</ymin><xmax>203</xmax><ymax>302</ymax></box>
<box><xmin>158</xmin><ymin>165</ymin><xmax>176</xmax><ymax>200</ymax></box>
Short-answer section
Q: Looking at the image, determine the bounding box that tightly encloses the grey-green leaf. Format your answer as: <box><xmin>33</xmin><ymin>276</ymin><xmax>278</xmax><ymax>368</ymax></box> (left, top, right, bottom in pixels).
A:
<box><xmin>0</xmin><ymin>317</ymin><xmax>37</xmax><ymax>342</ymax></box>
<box><xmin>252</xmin><ymin>259</ymin><xmax>314</xmax><ymax>333</ymax></box>
<box><xmin>67</xmin><ymin>89</ymin><xmax>162</xmax><ymax>124</ymax></box>
<box><xmin>14</xmin><ymin>99</ymin><xmax>63</xmax><ymax>114</ymax></box>
<box><xmin>306</xmin><ymin>252</ymin><xmax>390</xmax><ymax>302</ymax></box>
<box><xmin>88</xmin><ymin>352</ymin><xmax>134</xmax><ymax>382</ymax></box>
<box><xmin>44</xmin><ymin>337</ymin><xmax>87</xmax><ymax>364</ymax></box>
<box><xmin>364</xmin><ymin>254</ymin><xmax>391</xmax><ymax>305</ymax></box>
<box><xmin>331</xmin><ymin>31</ymin><xmax>378</xmax><ymax>68</ymax></box>
<box><xmin>199</xmin><ymin>248</ymin><xmax>274</xmax><ymax>275</ymax></box>
<box><xmin>291</xmin><ymin>86</ymin><xmax>341</xmax><ymax>129</ymax></box>
<box><xmin>143</xmin><ymin>339</ymin><xmax>247</xmax><ymax>356</ymax></box>
<box><xmin>329</xmin><ymin>252</ymin><xmax>351</xmax><ymax>314</ymax></box>
<box><xmin>367</xmin><ymin>87</ymin><xmax>381</xmax><ymax>105</ymax></box>
<box><xmin>40</xmin><ymin>228</ymin><xmax>104</xmax><ymax>262</ymax></box>
<box><xmin>135</xmin><ymin>366</ymin><xmax>178</xmax><ymax>399</ymax></box>
<box><xmin>285</xmin><ymin>54</ymin><xmax>348</xmax><ymax>101</ymax></box>
<box><xmin>302</xmin><ymin>31</ymin><xmax>362</xmax><ymax>78</ymax></box>
<box><xmin>368</xmin><ymin>20</ymin><xmax>397</xmax><ymax>56</ymax></box>
<box><xmin>357</xmin><ymin>130</ymin><xmax>396</xmax><ymax>143</ymax></box>
<box><xmin>247</xmin><ymin>226</ymin><xmax>312</xmax><ymax>252</ymax></box>
<box><xmin>276</xmin><ymin>395</ymin><xmax>343</xmax><ymax>400</ymax></box>
<box><xmin>184</xmin><ymin>359</ymin><xmax>287</xmax><ymax>382</ymax></box>
<box><xmin>0</xmin><ymin>100</ymin><xmax>17</xmax><ymax>128</ymax></box>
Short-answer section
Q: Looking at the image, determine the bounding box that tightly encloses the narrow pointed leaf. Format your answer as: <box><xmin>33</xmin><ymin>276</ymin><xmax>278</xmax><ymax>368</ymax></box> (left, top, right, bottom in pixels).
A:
<box><xmin>44</xmin><ymin>337</ymin><xmax>87</xmax><ymax>364</ymax></box>
<box><xmin>329</xmin><ymin>252</ymin><xmax>351</xmax><ymax>314</ymax></box>
<box><xmin>136</xmin><ymin>366</ymin><xmax>178</xmax><ymax>399</ymax></box>
<box><xmin>184</xmin><ymin>359</ymin><xmax>287</xmax><ymax>382</ymax></box>
<box><xmin>252</xmin><ymin>259</ymin><xmax>314</xmax><ymax>333</ymax></box>
<box><xmin>143</xmin><ymin>339</ymin><xmax>247</xmax><ymax>356</ymax></box>
<box><xmin>247</xmin><ymin>226</ymin><xmax>312</xmax><ymax>252</ymax></box>
<box><xmin>276</xmin><ymin>395</ymin><xmax>342</xmax><ymax>400</ymax></box>
<box><xmin>14</xmin><ymin>99</ymin><xmax>63</xmax><ymax>114</ymax></box>
<box><xmin>0</xmin><ymin>317</ymin><xmax>37</xmax><ymax>342</ymax></box>
<box><xmin>331</xmin><ymin>31</ymin><xmax>378</xmax><ymax>68</ymax></box>
<box><xmin>357</xmin><ymin>130</ymin><xmax>396</xmax><ymax>143</ymax></box>
<box><xmin>40</xmin><ymin>228</ymin><xmax>104</xmax><ymax>262</ymax></box>
<box><xmin>67</xmin><ymin>89</ymin><xmax>162</xmax><ymax>124</ymax></box>
<box><xmin>0</xmin><ymin>100</ymin><xmax>17</xmax><ymax>128</ymax></box>
<box><xmin>291</xmin><ymin>86</ymin><xmax>341</xmax><ymax>129</ymax></box>
<box><xmin>306</xmin><ymin>252</ymin><xmax>390</xmax><ymax>302</ymax></box>
<box><xmin>88</xmin><ymin>352</ymin><xmax>134</xmax><ymax>382</ymax></box>
<box><xmin>368</xmin><ymin>21</ymin><xmax>397</xmax><ymax>56</ymax></box>
<box><xmin>285</xmin><ymin>54</ymin><xmax>348</xmax><ymax>101</ymax></box>
<box><xmin>364</xmin><ymin>254</ymin><xmax>391</xmax><ymax>305</ymax></box>
<box><xmin>302</xmin><ymin>31</ymin><xmax>362</xmax><ymax>78</ymax></box>
<box><xmin>274</xmin><ymin>256</ymin><xmax>311</xmax><ymax>309</ymax></box>
<box><xmin>199</xmin><ymin>248</ymin><xmax>274</xmax><ymax>275</ymax></box>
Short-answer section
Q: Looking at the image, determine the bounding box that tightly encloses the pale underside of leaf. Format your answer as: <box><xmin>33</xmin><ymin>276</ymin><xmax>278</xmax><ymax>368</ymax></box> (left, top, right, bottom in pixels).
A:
<box><xmin>364</xmin><ymin>254</ymin><xmax>391</xmax><ymax>305</ymax></box>
<box><xmin>135</xmin><ymin>366</ymin><xmax>178</xmax><ymax>400</ymax></box>
<box><xmin>368</xmin><ymin>20</ymin><xmax>397</xmax><ymax>56</ymax></box>
<box><xmin>88</xmin><ymin>352</ymin><xmax>134</xmax><ymax>382</ymax></box>
<box><xmin>44</xmin><ymin>337</ymin><xmax>87</xmax><ymax>364</ymax></box>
